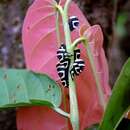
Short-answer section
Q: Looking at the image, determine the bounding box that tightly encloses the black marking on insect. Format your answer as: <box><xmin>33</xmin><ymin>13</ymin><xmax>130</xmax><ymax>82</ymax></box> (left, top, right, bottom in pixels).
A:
<box><xmin>70</xmin><ymin>49</ymin><xmax>85</xmax><ymax>79</ymax></box>
<box><xmin>68</xmin><ymin>16</ymin><xmax>79</xmax><ymax>31</ymax></box>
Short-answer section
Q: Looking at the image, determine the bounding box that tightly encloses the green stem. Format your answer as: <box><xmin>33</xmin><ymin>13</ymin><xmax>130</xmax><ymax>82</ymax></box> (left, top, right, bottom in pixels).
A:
<box><xmin>55</xmin><ymin>2</ymin><xmax>79</xmax><ymax>130</ymax></box>
<box><xmin>69</xmin><ymin>76</ymin><xmax>80</xmax><ymax>130</ymax></box>
<box><xmin>64</xmin><ymin>0</ymin><xmax>72</xmax><ymax>14</ymax></box>
<box><xmin>84</xmin><ymin>40</ymin><xmax>106</xmax><ymax>110</ymax></box>
<box><xmin>56</xmin><ymin>5</ymin><xmax>71</xmax><ymax>50</ymax></box>
<box><xmin>71</xmin><ymin>37</ymin><xmax>86</xmax><ymax>49</ymax></box>
<box><xmin>56</xmin><ymin>11</ymin><xmax>61</xmax><ymax>47</ymax></box>
<box><xmin>72</xmin><ymin>37</ymin><xmax>106</xmax><ymax>110</ymax></box>
<box><xmin>53</xmin><ymin>107</ymin><xmax>70</xmax><ymax>118</ymax></box>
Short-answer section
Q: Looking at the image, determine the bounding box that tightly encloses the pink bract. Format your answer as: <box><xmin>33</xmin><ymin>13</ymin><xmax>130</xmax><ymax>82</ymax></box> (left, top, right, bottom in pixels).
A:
<box><xmin>17</xmin><ymin>0</ymin><xmax>111</xmax><ymax>130</ymax></box>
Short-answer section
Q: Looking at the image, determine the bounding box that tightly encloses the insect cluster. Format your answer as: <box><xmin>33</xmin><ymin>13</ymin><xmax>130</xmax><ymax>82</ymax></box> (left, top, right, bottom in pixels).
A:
<box><xmin>56</xmin><ymin>16</ymin><xmax>85</xmax><ymax>87</ymax></box>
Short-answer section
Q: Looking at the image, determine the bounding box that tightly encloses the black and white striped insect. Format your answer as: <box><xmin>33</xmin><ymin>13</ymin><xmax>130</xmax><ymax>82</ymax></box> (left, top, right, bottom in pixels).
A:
<box><xmin>70</xmin><ymin>49</ymin><xmax>85</xmax><ymax>79</ymax></box>
<box><xmin>68</xmin><ymin>16</ymin><xmax>79</xmax><ymax>31</ymax></box>
<box><xmin>56</xmin><ymin>44</ymin><xmax>85</xmax><ymax>87</ymax></box>
<box><xmin>56</xmin><ymin>44</ymin><xmax>71</xmax><ymax>87</ymax></box>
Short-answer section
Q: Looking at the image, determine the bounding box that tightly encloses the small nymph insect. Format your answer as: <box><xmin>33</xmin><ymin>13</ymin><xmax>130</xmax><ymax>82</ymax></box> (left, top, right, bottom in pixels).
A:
<box><xmin>56</xmin><ymin>44</ymin><xmax>71</xmax><ymax>87</ymax></box>
<box><xmin>69</xmin><ymin>16</ymin><xmax>79</xmax><ymax>31</ymax></box>
<box><xmin>70</xmin><ymin>49</ymin><xmax>85</xmax><ymax>79</ymax></box>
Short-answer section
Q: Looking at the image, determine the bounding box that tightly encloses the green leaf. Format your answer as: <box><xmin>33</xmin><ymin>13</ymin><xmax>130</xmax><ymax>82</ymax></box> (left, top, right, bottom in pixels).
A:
<box><xmin>99</xmin><ymin>58</ymin><xmax>130</xmax><ymax>130</ymax></box>
<box><xmin>0</xmin><ymin>69</ymin><xmax>62</xmax><ymax>109</ymax></box>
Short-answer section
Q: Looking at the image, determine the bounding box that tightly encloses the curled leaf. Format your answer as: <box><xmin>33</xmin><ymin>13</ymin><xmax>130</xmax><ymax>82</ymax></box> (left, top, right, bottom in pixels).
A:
<box><xmin>78</xmin><ymin>25</ymin><xmax>111</xmax><ymax>129</ymax></box>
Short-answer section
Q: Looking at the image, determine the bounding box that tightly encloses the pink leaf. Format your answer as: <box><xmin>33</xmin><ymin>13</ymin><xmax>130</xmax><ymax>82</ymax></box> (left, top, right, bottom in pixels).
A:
<box><xmin>22</xmin><ymin>0</ymin><xmax>89</xmax><ymax>80</ymax></box>
<box><xmin>17</xmin><ymin>0</ymin><xmax>111</xmax><ymax>130</ymax></box>
<box><xmin>78</xmin><ymin>25</ymin><xmax>111</xmax><ymax>129</ymax></box>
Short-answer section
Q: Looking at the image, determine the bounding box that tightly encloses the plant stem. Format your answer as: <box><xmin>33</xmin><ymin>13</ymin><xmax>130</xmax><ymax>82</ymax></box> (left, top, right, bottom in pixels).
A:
<box><xmin>69</xmin><ymin>76</ymin><xmax>80</xmax><ymax>130</ymax></box>
<box><xmin>84</xmin><ymin>40</ymin><xmax>106</xmax><ymax>110</ymax></box>
<box><xmin>53</xmin><ymin>107</ymin><xmax>70</xmax><ymax>118</ymax></box>
<box><xmin>64</xmin><ymin>0</ymin><xmax>72</xmax><ymax>14</ymax></box>
<box><xmin>55</xmin><ymin>5</ymin><xmax>71</xmax><ymax>49</ymax></box>
<box><xmin>56</xmin><ymin>11</ymin><xmax>61</xmax><ymax>47</ymax></box>
<box><xmin>71</xmin><ymin>37</ymin><xmax>86</xmax><ymax>49</ymax></box>
<box><xmin>72</xmin><ymin>37</ymin><xmax>106</xmax><ymax>110</ymax></box>
<box><xmin>55</xmin><ymin>2</ymin><xmax>80</xmax><ymax>130</ymax></box>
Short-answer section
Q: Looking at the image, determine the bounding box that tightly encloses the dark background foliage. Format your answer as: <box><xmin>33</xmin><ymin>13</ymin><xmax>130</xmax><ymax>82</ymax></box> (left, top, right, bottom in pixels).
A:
<box><xmin>0</xmin><ymin>0</ymin><xmax>130</xmax><ymax>129</ymax></box>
